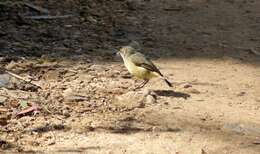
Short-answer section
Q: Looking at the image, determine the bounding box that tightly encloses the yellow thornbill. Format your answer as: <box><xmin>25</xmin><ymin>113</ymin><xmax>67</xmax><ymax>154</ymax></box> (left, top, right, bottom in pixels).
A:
<box><xmin>117</xmin><ymin>41</ymin><xmax>172</xmax><ymax>89</ymax></box>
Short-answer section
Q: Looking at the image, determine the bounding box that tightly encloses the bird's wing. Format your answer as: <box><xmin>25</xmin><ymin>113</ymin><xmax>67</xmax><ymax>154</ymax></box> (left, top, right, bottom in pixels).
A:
<box><xmin>129</xmin><ymin>52</ymin><xmax>163</xmax><ymax>76</ymax></box>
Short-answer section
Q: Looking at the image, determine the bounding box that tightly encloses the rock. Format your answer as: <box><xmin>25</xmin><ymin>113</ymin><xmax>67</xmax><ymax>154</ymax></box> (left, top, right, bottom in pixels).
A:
<box><xmin>145</xmin><ymin>94</ymin><xmax>156</xmax><ymax>104</ymax></box>
<box><xmin>183</xmin><ymin>84</ymin><xmax>192</xmax><ymax>88</ymax></box>
<box><xmin>237</xmin><ymin>91</ymin><xmax>246</xmax><ymax>96</ymax></box>
<box><xmin>64</xmin><ymin>95</ymin><xmax>89</xmax><ymax>102</ymax></box>
<box><xmin>113</xmin><ymin>90</ymin><xmax>157</xmax><ymax>109</ymax></box>
<box><xmin>223</xmin><ymin>123</ymin><xmax>260</xmax><ymax>135</ymax></box>
<box><xmin>0</xmin><ymin>114</ymin><xmax>9</xmax><ymax>126</ymax></box>
<box><xmin>113</xmin><ymin>91</ymin><xmax>145</xmax><ymax>110</ymax></box>
<box><xmin>143</xmin><ymin>88</ymin><xmax>152</xmax><ymax>96</ymax></box>
<box><xmin>62</xmin><ymin>109</ymin><xmax>71</xmax><ymax>118</ymax></box>
<box><xmin>185</xmin><ymin>88</ymin><xmax>201</xmax><ymax>94</ymax></box>
<box><xmin>63</xmin><ymin>88</ymin><xmax>89</xmax><ymax>102</ymax></box>
<box><xmin>0</xmin><ymin>96</ymin><xmax>7</xmax><ymax>104</ymax></box>
<box><xmin>253</xmin><ymin>139</ymin><xmax>260</xmax><ymax>145</ymax></box>
<box><xmin>0</xmin><ymin>73</ymin><xmax>10</xmax><ymax>88</ymax></box>
<box><xmin>42</xmin><ymin>70</ymin><xmax>60</xmax><ymax>81</ymax></box>
<box><xmin>0</xmin><ymin>139</ymin><xmax>11</xmax><ymax>150</ymax></box>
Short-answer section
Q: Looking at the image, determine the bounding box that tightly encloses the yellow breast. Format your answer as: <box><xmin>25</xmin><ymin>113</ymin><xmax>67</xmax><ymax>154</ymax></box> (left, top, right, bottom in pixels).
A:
<box><xmin>124</xmin><ymin>59</ymin><xmax>157</xmax><ymax>80</ymax></box>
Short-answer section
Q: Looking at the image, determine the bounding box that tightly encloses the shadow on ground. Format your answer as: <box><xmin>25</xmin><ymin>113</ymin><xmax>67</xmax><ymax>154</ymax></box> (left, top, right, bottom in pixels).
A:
<box><xmin>55</xmin><ymin>146</ymin><xmax>102</xmax><ymax>153</ymax></box>
<box><xmin>153</xmin><ymin>90</ymin><xmax>191</xmax><ymax>99</ymax></box>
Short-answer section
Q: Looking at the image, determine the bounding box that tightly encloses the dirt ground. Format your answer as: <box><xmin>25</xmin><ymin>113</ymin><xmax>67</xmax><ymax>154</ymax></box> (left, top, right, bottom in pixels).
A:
<box><xmin>0</xmin><ymin>0</ymin><xmax>260</xmax><ymax>154</ymax></box>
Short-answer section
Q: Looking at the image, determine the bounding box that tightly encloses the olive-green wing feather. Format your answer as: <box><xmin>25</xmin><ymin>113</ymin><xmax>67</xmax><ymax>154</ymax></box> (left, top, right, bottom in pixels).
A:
<box><xmin>129</xmin><ymin>52</ymin><xmax>163</xmax><ymax>76</ymax></box>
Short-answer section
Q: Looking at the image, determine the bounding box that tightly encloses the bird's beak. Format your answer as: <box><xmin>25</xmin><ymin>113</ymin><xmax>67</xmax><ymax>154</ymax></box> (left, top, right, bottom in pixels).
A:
<box><xmin>112</xmin><ymin>49</ymin><xmax>118</xmax><ymax>55</ymax></box>
<box><xmin>112</xmin><ymin>49</ymin><xmax>121</xmax><ymax>58</ymax></box>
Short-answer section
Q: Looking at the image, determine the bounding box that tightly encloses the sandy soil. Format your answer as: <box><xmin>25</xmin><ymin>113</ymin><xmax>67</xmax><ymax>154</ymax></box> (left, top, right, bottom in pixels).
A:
<box><xmin>0</xmin><ymin>0</ymin><xmax>260</xmax><ymax>154</ymax></box>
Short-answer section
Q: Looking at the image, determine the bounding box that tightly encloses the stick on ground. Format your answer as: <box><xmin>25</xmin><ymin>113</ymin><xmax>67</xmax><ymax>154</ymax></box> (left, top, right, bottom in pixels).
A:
<box><xmin>5</xmin><ymin>70</ymin><xmax>42</xmax><ymax>89</ymax></box>
<box><xmin>23</xmin><ymin>2</ymin><xmax>49</xmax><ymax>14</ymax></box>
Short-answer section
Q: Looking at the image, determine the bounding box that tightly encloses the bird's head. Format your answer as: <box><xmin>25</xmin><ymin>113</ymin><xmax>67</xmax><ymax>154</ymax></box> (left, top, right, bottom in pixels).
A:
<box><xmin>117</xmin><ymin>46</ymin><xmax>136</xmax><ymax>58</ymax></box>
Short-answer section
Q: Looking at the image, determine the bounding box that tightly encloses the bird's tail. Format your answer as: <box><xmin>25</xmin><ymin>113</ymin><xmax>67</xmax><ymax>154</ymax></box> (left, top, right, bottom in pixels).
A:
<box><xmin>163</xmin><ymin>78</ymin><xmax>173</xmax><ymax>87</ymax></box>
<box><xmin>155</xmin><ymin>72</ymin><xmax>173</xmax><ymax>87</ymax></box>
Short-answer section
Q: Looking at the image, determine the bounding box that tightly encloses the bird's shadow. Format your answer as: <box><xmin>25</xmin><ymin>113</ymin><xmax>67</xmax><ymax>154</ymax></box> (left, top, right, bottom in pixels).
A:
<box><xmin>153</xmin><ymin>90</ymin><xmax>190</xmax><ymax>99</ymax></box>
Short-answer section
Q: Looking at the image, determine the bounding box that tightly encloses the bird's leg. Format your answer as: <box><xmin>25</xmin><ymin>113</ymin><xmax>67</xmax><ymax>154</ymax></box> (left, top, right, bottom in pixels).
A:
<box><xmin>140</xmin><ymin>79</ymin><xmax>149</xmax><ymax>88</ymax></box>
<box><xmin>133</xmin><ymin>79</ymin><xmax>149</xmax><ymax>90</ymax></box>
<box><xmin>130</xmin><ymin>79</ymin><xmax>138</xmax><ymax>90</ymax></box>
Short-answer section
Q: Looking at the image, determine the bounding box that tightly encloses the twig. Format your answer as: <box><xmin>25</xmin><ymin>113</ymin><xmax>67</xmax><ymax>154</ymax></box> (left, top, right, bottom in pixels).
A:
<box><xmin>24</xmin><ymin>15</ymin><xmax>73</xmax><ymax>20</ymax></box>
<box><xmin>5</xmin><ymin>71</ymin><xmax>31</xmax><ymax>83</ymax></box>
<box><xmin>0</xmin><ymin>107</ymin><xmax>8</xmax><ymax>112</ymax></box>
<box><xmin>23</xmin><ymin>2</ymin><xmax>49</xmax><ymax>14</ymax></box>
<box><xmin>163</xmin><ymin>7</ymin><xmax>182</xmax><ymax>11</ymax></box>
<box><xmin>16</xmin><ymin>104</ymin><xmax>39</xmax><ymax>116</ymax></box>
<box><xmin>250</xmin><ymin>48</ymin><xmax>260</xmax><ymax>56</ymax></box>
<box><xmin>5</xmin><ymin>70</ymin><xmax>42</xmax><ymax>89</ymax></box>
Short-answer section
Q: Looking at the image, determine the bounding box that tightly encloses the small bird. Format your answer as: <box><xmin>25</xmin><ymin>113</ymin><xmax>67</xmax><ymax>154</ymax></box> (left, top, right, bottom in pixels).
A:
<box><xmin>117</xmin><ymin>41</ymin><xmax>172</xmax><ymax>89</ymax></box>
